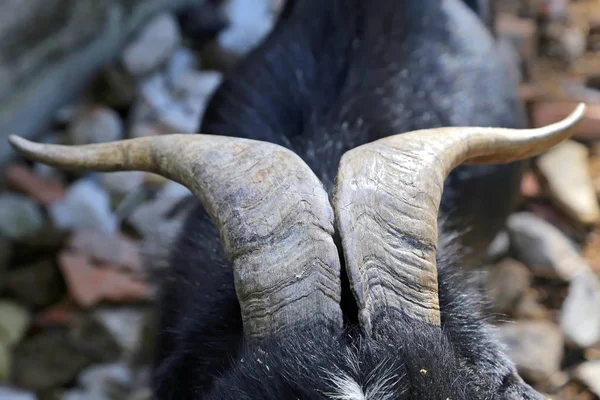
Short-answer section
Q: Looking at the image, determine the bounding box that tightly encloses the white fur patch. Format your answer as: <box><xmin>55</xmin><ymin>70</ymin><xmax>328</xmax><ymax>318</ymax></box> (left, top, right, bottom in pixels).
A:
<box><xmin>322</xmin><ymin>350</ymin><xmax>400</xmax><ymax>400</ymax></box>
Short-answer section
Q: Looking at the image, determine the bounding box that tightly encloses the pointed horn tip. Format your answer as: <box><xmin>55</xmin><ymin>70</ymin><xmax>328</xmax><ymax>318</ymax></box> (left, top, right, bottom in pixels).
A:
<box><xmin>8</xmin><ymin>135</ymin><xmax>39</xmax><ymax>156</ymax></box>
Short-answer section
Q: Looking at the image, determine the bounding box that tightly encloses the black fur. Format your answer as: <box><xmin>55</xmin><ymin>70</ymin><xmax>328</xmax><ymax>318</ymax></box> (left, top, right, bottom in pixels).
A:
<box><xmin>152</xmin><ymin>0</ymin><xmax>539</xmax><ymax>398</ymax></box>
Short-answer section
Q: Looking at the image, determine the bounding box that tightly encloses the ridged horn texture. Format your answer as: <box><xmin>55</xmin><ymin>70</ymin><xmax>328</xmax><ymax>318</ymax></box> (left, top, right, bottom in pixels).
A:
<box><xmin>335</xmin><ymin>103</ymin><xmax>586</xmax><ymax>334</ymax></box>
<box><xmin>8</xmin><ymin>134</ymin><xmax>343</xmax><ymax>340</ymax></box>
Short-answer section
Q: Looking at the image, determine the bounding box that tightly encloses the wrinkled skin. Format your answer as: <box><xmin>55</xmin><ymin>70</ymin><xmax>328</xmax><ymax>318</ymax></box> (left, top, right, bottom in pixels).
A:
<box><xmin>153</xmin><ymin>0</ymin><xmax>540</xmax><ymax>398</ymax></box>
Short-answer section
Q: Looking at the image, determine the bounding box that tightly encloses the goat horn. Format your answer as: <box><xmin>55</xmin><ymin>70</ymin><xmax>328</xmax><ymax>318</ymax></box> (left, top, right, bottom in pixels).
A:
<box><xmin>9</xmin><ymin>134</ymin><xmax>343</xmax><ymax>339</ymax></box>
<box><xmin>334</xmin><ymin>103</ymin><xmax>586</xmax><ymax>334</ymax></box>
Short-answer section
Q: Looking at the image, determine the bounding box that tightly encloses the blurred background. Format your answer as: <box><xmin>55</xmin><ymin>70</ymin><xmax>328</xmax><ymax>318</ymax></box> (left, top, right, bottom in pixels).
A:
<box><xmin>0</xmin><ymin>0</ymin><xmax>600</xmax><ymax>398</ymax></box>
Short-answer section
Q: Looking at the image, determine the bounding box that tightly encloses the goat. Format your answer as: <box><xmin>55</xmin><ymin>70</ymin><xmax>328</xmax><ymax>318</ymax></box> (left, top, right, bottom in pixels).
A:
<box><xmin>8</xmin><ymin>0</ymin><xmax>586</xmax><ymax>398</ymax></box>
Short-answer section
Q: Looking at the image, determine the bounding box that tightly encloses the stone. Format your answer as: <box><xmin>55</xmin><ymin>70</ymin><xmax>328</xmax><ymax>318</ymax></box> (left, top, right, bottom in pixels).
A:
<box><xmin>100</xmin><ymin>171</ymin><xmax>146</xmax><ymax>196</ymax></box>
<box><xmin>542</xmin><ymin>23</ymin><xmax>586</xmax><ymax>65</ymax></box>
<box><xmin>128</xmin><ymin>181</ymin><xmax>191</xmax><ymax>237</ymax></box>
<box><xmin>92</xmin><ymin>308</ymin><xmax>149</xmax><ymax>357</ymax></box>
<box><xmin>6</xmin><ymin>259</ymin><xmax>64</xmax><ymax>309</ymax></box>
<box><xmin>49</xmin><ymin>180</ymin><xmax>118</xmax><ymax>234</ymax></box>
<box><xmin>496</xmin><ymin>320</ymin><xmax>564</xmax><ymax>384</ymax></box>
<box><xmin>495</xmin><ymin>14</ymin><xmax>537</xmax><ymax>68</ymax></box>
<box><xmin>537</xmin><ymin>140</ymin><xmax>600</xmax><ymax>225</ymax></box>
<box><xmin>129</xmin><ymin>124</ymin><xmax>165</xmax><ymax>139</ymax></box>
<box><xmin>520</xmin><ymin>170</ymin><xmax>541</xmax><ymax>199</ymax></box>
<box><xmin>67</xmin><ymin>229</ymin><xmax>141</xmax><ymax>272</ymax></box>
<box><xmin>4</xmin><ymin>163</ymin><xmax>66</xmax><ymax>205</ymax></box>
<box><xmin>0</xmin><ymin>301</ymin><xmax>30</xmax><ymax>346</ymax></box>
<box><xmin>122</xmin><ymin>13</ymin><xmax>181</xmax><ymax>76</ymax></box>
<box><xmin>484</xmin><ymin>230</ymin><xmax>511</xmax><ymax>264</ymax></box>
<box><xmin>0</xmin><ymin>0</ymin><xmax>207</xmax><ymax>165</ymax></box>
<box><xmin>532</xmin><ymin>102</ymin><xmax>600</xmax><ymax>141</ymax></box>
<box><xmin>589</xmin><ymin>153</ymin><xmax>600</xmax><ymax>199</ymax></box>
<box><xmin>91</xmin><ymin>64</ymin><xmax>137</xmax><ymax>108</ymax></box>
<box><xmin>507</xmin><ymin>212</ymin><xmax>591</xmax><ymax>281</ymax></box>
<box><xmin>484</xmin><ymin>258</ymin><xmax>531</xmax><ymax>314</ymax></box>
<box><xmin>0</xmin><ymin>343</ymin><xmax>8</xmax><ymax>382</ymax></box>
<box><xmin>560</xmin><ymin>272</ymin><xmax>600</xmax><ymax>348</ymax></box>
<box><xmin>63</xmin><ymin>390</ymin><xmax>109</xmax><ymax>400</ymax></box>
<box><xmin>0</xmin><ymin>193</ymin><xmax>45</xmax><ymax>240</ymax></box>
<box><xmin>217</xmin><ymin>0</ymin><xmax>275</xmax><ymax>56</ymax></box>
<box><xmin>78</xmin><ymin>362</ymin><xmax>132</xmax><ymax>394</ymax></box>
<box><xmin>0</xmin><ymin>387</ymin><xmax>37</xmax><ymax>400</ymax></box>
<box><xmin>68</xmin><ymin>106</ymin><xmax>123</xmax><ymax>146</ymax></box>
<box><xmin>574</xmin><ymin>361</ymin><xmax>600</xmax><ymax>396</ymax></box>
<box><xmin>67</xmin><ymin>314</ymin><xmax>122</xmax><ymax>363</ymax></box>
<box><xmin>165</xmin><ymin>47</ymin><xmax>200</xmax><ymax>85</ymax></box>
<box><xmin>134</xmin><ymin>70</ymin><xmax>222</xmax><ymax>133</ymax></box>
<box><xmin>58</xmin><ymin>252</ymin><xmax>153</xmax><ymax>308</ymax></box>
<box><xmin>11</xmin><ymin>333</ymin><xmax>92</xmax><ymax>391</ymax></box>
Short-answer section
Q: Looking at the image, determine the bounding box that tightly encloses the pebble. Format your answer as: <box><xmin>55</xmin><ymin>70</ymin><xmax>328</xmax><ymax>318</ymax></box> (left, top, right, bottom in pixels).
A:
<box><xmin>6</xmin><ymin>259</ymin><xmax>64</xmax><ymax>309</ymax></box>
<box><xmin>575</xmin><ymin>360</ymin><xmax>600</xmax><ymax>396</ymax></box>
<box><xmin>78</xmin><ymin>362</ymin><xmax>132</xmax><ymax>394</ymax></box>
<box><xmin>0</xmin><ymin>343</ymin><xmax>7</xmax><ymax>382</ymax></box>
<box><xmin>560</xmin><ymin>272</ymin><xmax>600</xmax><ymax>348</ymax></box>
<box><xmin>4</xmin><ymin>163</ymin><xmax>66</xmax><ymax>205</ymax></box>
<box><xmin>0</xmin><ymin>387</ymin><xmax>37</xmax><ymax>400</ymax></box>
<box><xmin>67</xmin><ymin>229</ymin><xmax>141</xmax><ymax>272</ymax></box>
<box><xmin>520</xmin><ymin>170</ymin><xmax>541</xmax><ymax>199</ymax></box>
<box><xmin>92</xmin><ymin>308</ymin><xmax>149</xmax><ymax>358</ymax></box>
<box><xmin>537</xmin><ymin>140</ymin><xmax>600</xmax><ymax>225</ymax></box>
<box><xmin>217</xmin><ymin>0</ymin><xmax>275</xmax><ymax>56</ymax></box>
<box><xmin>100</xmin><ymin>171</ymin><xmax>146</xmax><ymax>196</ymax></box>
<box><xmin>496</xmin><ymin>320</ymin><xmax>564</xmax><ymax>384</ymax></box>
<box><xmin>63</xmin><ymin>390</ymin><xmax>109</xmax><ymax>400</ymax></box>
<box><xmin>507</xmin><ymin>212</ymin><xmax>590</xmax><ymax>281</ymax></box>
<box><xmin>11</xmin><ymin>333</ymin><xmax>92</xmax><ymax>391</ymax></box>
<box><xmin>484</xmin><ymin>258</ymin><xmax>531</xmax><ymax>314</ymax></box>
<box><xmin>128</xmin><ymin>181</ymin><xmax>191</xmax><ymax>237</ymax></box>
<box><xmin>165</xmin><ymin>47</ymin><xmax>200</xmax><ymax>85</ymax></box>
<box><xmin>49</xmin><ymin>180</ymin><xmax>118</xmax><ymax>234</ymax></box>
<box><xmin>58</xmin><ymin>252</ymin><xmax>152</xmax><ymax>308</ymax></box>
<box><xmin>0</xmin><ymin>237</ymin><xmax>11</xmax><ymax>289</ymax></box>
<box><xmin>135</xmin><ymin>70</ymin><xmax>222</xmax><ymax>133</ymax></box>
<box><xmin>0</xmin><ymin>301</ymin><xmax>30</xmax><ymax>346</ymax></box>
<box><xmin>122</xmin><ymin>13</ymin><xmax>181</xmax><ymax>77</ymax></box>
<box><xmin>0</xmin><ymin>193</ymin><xmax>45</xmax><ymax>240</ymax></box>
<box><xmin>67</xmin><ymin>106</ymin><xmax>124</xmax><ymax>145</ymax></box>
<box><xmin>484</xmin><ymin>230</ymin><xmax>510</xmax><ymax>263</ymax></box>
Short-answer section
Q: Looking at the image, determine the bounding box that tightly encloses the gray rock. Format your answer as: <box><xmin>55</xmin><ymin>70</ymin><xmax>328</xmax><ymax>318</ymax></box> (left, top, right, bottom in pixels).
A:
<box><xmin>507</xmin><ymin>212</ymin><xmax>590</xmax><ymax>281</ymax></box>
<box><xmin>67</xmin><ymin>229</ymin><xmax>140</xmax><ymax>271</ymax></box>
<box><xmin>92</xmin><ymin>308</ymin><xmax>149</xmax><ymax>358</ymax></box>
<box><xmin>128</xmin><ymin>181</ymin><xmax>191</xmax><ymax>237</ymax></box>
<box><xmin>574</xmin><ymin>360</ymin><xmax>600</xmax><ymax>396</ymax></box>
<box><xmin>537</xmin><ymin>140</ymin><xmax>600</xmax><ymax>225</ymax></box>
<box><xmin>484</xmin><ymin>258</ymin><xmax>531</xmax><ymax>314</ymax></box>
<box><xmin>100</xmin><ymin>171</ymin><xmax>146</xmax><ymax>196</ymax></box>
<box><xmin>0</xmin><ymin>301</ymin><xmax>30</xmax><ymax>346</ymax></box>
<box><xmin>63</xmin><ymin>389</ymin><xmax>108</xmax><ymax>400</ymax></box>
<box><xmin>0</xmin><ymin>387</ymin><xmax>37</xmax><ymax>400</ymax></box>
<box><xmin>0</xmin><ymin>0</ymin><xmax>207</xmax><ymax>166</ymax></box>
<box><xmin>122</xmin><ymin>13</ymin><xmax>181</xmax><ymax>76</ymax></box>
<box><xmin>165</xmin><ymin>47</ymin><xmax>200</xmax><ymax>85</ymax></box>
<box><xmin>78</xmin><ymin>362</ymin><xmax>132</xmax><ymax>394</ymax></box>
<box><xmin>68</xmin><ymin>107</ymin><xmax>123</xmax><ymax>146</ymax></box>
<box><xmin>560</xmin><ymin>271</ymin><xmax>600</xmax><ymax>348</ymax></box>
<box><xmin>484</xmin><ymin>230</ymin><xmax>511</xmax><ymax>263</ymax></box>
<box><xmin>217</xmin><ymin>0</ymin><xmax>275</xmax><ymax>56</ymax></box>
<box><xmin>6</xmin><ymin>259</ymin><xmax>64</xmax><ymax>308</ymax></box>
<box><xmin>134</xmin><ymin>70</ymin><xmax>222</xmax><ymax>133</ymax></box>
<box><xmin>49</xmin><ymin>180</ymin><xmax>118</xmax><ymax>234</ymax></box>
<box><xmin>496</xmin><ymin>321</ymin><xmax>564</xmax><ymax>384</ymax></box>
<box><xmin>0</xmin><ymin>193</ymin><xmax>45</xmax><ymax>240</ymax></box>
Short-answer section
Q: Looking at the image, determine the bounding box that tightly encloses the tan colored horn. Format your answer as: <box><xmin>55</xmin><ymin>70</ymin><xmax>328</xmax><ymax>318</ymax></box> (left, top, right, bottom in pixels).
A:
<box><xmin>334</xmin><ymin>103</ymin><xmax>586</xmax><ymax>334</ymax></box>
<box><xmin>9</xmin><ymin>134</ymin><xmax>343</xmax><ymax>339</ymax></box>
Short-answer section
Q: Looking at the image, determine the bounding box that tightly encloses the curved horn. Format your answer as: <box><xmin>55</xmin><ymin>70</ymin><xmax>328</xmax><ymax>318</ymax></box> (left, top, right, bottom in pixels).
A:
<box><xmin>9</xmin><ymin>134</ymin><xmax>343</xmax><ymax>339</ymax></box>
<box><xmin>335</xmin><ymin>103</ymin><xmax>586</xmax><ymax>334</ymax></box>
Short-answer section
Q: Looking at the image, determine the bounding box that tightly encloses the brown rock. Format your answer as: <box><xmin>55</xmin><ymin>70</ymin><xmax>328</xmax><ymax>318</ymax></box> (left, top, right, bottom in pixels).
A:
<box><xmin>521</xmin><ymin>171</ymin><xmax>541</xmax><ymax>198</ymax></box>
<box><xmin>496</xmin><ymin>320</ymin><xmax>564</xmax><ymax>384</ymax></box>
<box><xmin>4</xmin><ymin>163</ymin><xmax>66</xmax><ymax>205</ymax></box>
<box><xmin>58</xmin><ymin>252</ymin><xmax>152</xmax><ymax>308</ymax></box>
<box><xmin>33</xmin><ymin>297</ymin><xmax>76</xmax><ymax>328</ymax></box>
<box><xmin>67</xmin><ymin>229</ymin><xmax>141</xmax><ymax>273</ymax></box>
<box><xmin>574</xmin><ymin>361</ymin><xmax>600</xmax><ymax>397</ymax></box>
<box><xmin>496</xmin><ymin>14</ymin><xmax>537</xmax><ymax>67</ymax></box>
<box><xmin>589</xmin><ymin>153</ymin><xmax>600</xmax><ymax>199</ymax></box>
<box><xmin>484</xmin><ymin>258</ymin><xmax>531</xmax><ymax>314</ymax></box>
<box><xmin>537</xmin><ymin>140</ymin><xmax>600</xmax><ymax>225</ymax></box>
<box><xmin>532</xmin><ymin>102</ymin><xmax>600</xmax><ymax>141</ymax></box>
